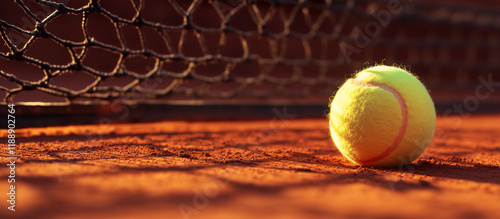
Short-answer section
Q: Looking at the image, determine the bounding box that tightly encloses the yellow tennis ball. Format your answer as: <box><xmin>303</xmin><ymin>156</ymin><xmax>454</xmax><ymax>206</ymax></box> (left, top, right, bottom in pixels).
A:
<box><xmin>329</xmin><ymin>65</ymin><xmax>436</xmax><ymax>167</ymax></box>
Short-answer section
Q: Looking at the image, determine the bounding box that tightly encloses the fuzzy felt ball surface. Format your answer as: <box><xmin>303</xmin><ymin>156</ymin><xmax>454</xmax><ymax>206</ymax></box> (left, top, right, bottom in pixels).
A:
<box><xmin>329</xmin><ymin>65</ymin><xmax>436</xmax><ymax>167</ymax></box>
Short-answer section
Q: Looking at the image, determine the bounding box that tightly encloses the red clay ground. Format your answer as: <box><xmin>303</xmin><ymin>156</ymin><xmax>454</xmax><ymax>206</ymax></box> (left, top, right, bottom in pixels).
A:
<box><xmin>1</xmin><ymin>115</ymin><xmax>500</xmax><ymax>219</ymax></box>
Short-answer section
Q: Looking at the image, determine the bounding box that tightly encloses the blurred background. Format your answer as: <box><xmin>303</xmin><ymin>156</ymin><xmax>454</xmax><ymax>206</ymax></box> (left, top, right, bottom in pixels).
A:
<box><xmin>1</xmin><ymin>0</ymin><xmax>499</xmax><ymax>125</ymax></box>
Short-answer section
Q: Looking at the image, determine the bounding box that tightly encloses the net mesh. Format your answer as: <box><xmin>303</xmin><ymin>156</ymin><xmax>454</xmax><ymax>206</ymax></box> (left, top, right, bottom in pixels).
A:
<box><xmin>1</xmin><ymin>0</ymin><xmax>500</xmax><ymax>105</ymax></box>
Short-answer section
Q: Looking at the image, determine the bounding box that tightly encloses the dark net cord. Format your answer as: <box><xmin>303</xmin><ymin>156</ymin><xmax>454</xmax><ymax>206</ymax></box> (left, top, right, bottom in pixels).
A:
<box><xmin>1</xmin><ymin>0</ymin><xmax>500</xmax><ymax>105</ymax></box>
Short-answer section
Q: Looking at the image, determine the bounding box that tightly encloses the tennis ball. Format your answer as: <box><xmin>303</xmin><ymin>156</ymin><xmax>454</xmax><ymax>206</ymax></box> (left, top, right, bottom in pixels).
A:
<box><xmin>329</xmin><ymin>65</ymin><xmax>436</xmax><ymax>167</ymax></box>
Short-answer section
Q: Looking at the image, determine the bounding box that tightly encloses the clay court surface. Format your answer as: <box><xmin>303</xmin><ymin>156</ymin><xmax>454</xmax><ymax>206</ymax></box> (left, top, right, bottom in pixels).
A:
<box><xmin>1</xmin><ymin>114</ymin><xmax>500</xmax><ymax>219</ymax></box>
